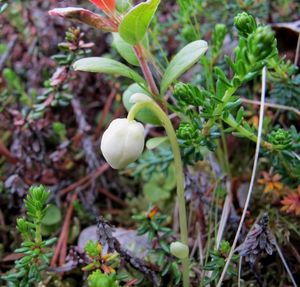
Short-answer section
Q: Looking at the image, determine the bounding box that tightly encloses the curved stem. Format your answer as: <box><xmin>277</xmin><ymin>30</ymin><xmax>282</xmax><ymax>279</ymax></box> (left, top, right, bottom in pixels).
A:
<box><xmin>128</xmin><ymin>102</ymin><xmax>190</xmax><ymax>287</ymax></box>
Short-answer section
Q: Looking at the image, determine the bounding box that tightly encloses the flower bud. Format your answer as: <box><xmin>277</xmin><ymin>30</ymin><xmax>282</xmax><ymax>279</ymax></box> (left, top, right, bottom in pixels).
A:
<box><xmin>248</xmin><ymin>26</ymin><xmax>276</xmax><ymax>61</ymax></box>
<box><xmin>268</xmin><ymin>128</ymin><xmax>292</xmax><ymax>149</ymax></box>
<box><xmin>174</xmin><ymin>83</ymin><xmax>204</xmax><ymax>106</ymax></box>
<box><xmin>101</xmin><ymin>118</ymin><xmax>145</xmax><ymax>169</ymax></box>
<box><xmin>212</xmin><ymin>24</ymin><xmax>228</xmax><ymax>51</ymax></box>
<box><xmin>170</xmin><ymin>241</ymin><xmax>189</xmax><ymax>259</ymax></box>
<box><xmin>234</xmin><ymin>12</ymin><xmax>257</xmax><ymax>38</ymax></box>
<box><xmin>177</xmin><ymin>122</ymin><xmax>200</xmax><ymax>145</ymax></box>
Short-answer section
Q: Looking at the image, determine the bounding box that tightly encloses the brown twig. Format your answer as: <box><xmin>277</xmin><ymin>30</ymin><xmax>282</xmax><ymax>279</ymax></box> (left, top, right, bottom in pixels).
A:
<box><xmin>0</xmin><ymin>139</ymin><xmax>18</xmax><ymax>164</ymax></box>
<box><xmin>59</xmin><ymin>163</ymin><xmax>110</xmax><ymax>197</ymax></box>
<box><xmin>94</xmin><ymin>87</ymin><xmax>117</xmax><ymax>140</ymax></box>
<box><xmin>98</xmin><ymin>187</ymin><xmax>127</xmax><ymax>207</ymax></box>
<box><xmin>241</xmin><ymin>98</ymin><xmax>300</xmax><ymax>117</ymax></box>
<box><xmin>51</xmin><ymin>193</ymin><xmax>78</xmax><ymax>267</ymax></box>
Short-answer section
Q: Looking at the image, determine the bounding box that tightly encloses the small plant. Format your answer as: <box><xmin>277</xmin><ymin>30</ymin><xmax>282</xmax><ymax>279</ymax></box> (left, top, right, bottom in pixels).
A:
<box><xmin>31</xmin><ymin>27</ymin><xmax>93</xmax><ymax>119</ymax></box>
<box><xmin>203</xmin><ymin>241</ymin><xmax>239</xmax><ymax>286</ymax></box>
<box><xmin>88</xmin><ymin>270</ymin><xmax>119</xmax><ymax>287</ymax></box>
<box><xmin>133</xmin><ymin>206</ymin><xmax>183</xmax><ymax>285</ymax></box>
<box><xmin>83</xmin><ymin>240</ymin><xmax>120</xmax><ymax>274</ymax></box>
<box><xmin>83</xmin><ymin>240</ymin><xmax>120</xmax><ymax>286</ymax></box>
<box><xmin>0</xmin><ymin>0</ymin><xmax>289</xmax><ymax>286</ymax></box>
<box><xmin>47</xmin><ymin>1</ymin><xmax>298</xmax><ymax>285</ymax></box>
<box><xmin>1</xmin><ymin>185</ymin><xmax>56</xmax><ymax>287</ymax></box>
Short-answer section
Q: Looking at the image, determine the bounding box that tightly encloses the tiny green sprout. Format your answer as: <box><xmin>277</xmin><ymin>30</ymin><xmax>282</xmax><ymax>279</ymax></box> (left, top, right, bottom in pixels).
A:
<box><xmin>234</xmin><ymin>12</ymin><xmax>257</xmax><ymax>38</ymax></box>
<box><xmin>177</xmin><ymin>122</ymin><xmax>201</xmax><ymax>147</ymax></box>
<box><xmin>203</xmin><ymin>240</ymin><xmax>239</xmax><ymax>285</ymax></box>
<box><xmin>24</xmin><ymin>185</ymin><xmax>49</xmax><ymax>223</ymax></box>
<box><xmin>85</xmin><ymin>240</ymin><xmax>103</xmax><ymax>258</ymax></box>
<box><xmin>212</xmin><ymin>24</ymin><xmax>228</xmax><ymax>53</ymax></box>
<box><xmin>173</xmin><ymin>82</ymin><xmax>204</xmax><ymax>106</ymax></box>
<box><xmin>83</xmin><ymin>240</ymin><xmax>120</xmax><ymax>274</ymax></box>
<box><xmin>88</xmin><ymin>270</ymin><xmax>119</xmax><ymax>287</ymax></box>
<box><xmin>268</xmin><ymin>128</ymin><xmax>293</xmax><ymax>149</ymax></box>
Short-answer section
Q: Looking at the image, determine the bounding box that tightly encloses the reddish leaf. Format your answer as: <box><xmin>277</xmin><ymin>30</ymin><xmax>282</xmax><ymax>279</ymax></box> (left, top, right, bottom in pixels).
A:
<box><xmin>281</xmin><ymin>186</ymin><xmax>300</xmax><ymax>216</ymax></box>
<box><xmin>89</xmin><ymin>0</ymin><xmax>115</xmax><ymax>12</ymax></box>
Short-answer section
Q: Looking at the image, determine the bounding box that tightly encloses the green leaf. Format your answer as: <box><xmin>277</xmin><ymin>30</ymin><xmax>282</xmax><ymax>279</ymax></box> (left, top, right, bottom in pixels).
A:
<box><xmin>143</xmin><ymin>165</ymin><xmax>176</xmax><ymax>203</ymax></box>
<box><xmin>171</xmin><ymin>262</ymin><xmax>182</xmax><ymax>285</ymax></box>
<box><xmin>112</xmin><ymin>33</ymin><xmax>139</xmax><ymax>66</ymax></box>
<box><xmin>122</xmin><ymin>83</ymin><xmax>161</xmax><ymax>125</ymax></box>
<box><xmin>146</xmin><ymin>137</ymin><xmax>168</xmax><ymax>150</ymax></box>
<box><xmin>73</xmin><ymin>57</ymin><xmax>146</xmax><ymax>84</ymax></box>
<box><xmin>119</xmin><ymin>0</ymin><xmax>160</xmax><ymax>45</ymax></box>
<box><xmin>236</xmin><ymin>106</ymin><xmax>244</xmax><ymax>124</ymax></box>
<box><xmin>161</xmin><ymin>262</ymin><xmax>171</xmax><ymax>276</ymax></box>
<box><xmin>116</xmin><ymin>0</ymin><xmax>132</xmax><ymax>13</ymax></box>
<box><xmin>41</xmin><ymin>205</ymin><xmax>61</xmax><ymax>226</ymax></box>
<box><xmin>160</xmin><ymin>40</ymin><xmax>208</xmax><ymax>95</ymax></box>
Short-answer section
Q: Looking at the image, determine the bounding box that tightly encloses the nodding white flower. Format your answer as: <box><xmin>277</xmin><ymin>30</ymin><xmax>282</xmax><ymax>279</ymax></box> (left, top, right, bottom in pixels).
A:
<box><xmin>100</xmin><ymin>118</ymin><xmax>145</xmax><ymax>169</ymax></box>
<box><xmin>170</xmin><ymin>241</ymin><xmax>189</xmax><ymax>259</ymax></box>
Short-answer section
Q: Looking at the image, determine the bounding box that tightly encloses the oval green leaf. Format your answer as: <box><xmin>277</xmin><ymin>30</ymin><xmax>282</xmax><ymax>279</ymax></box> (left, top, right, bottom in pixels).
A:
<box><xmin>41</xmin><ymin>205</ymin><xmax>62</xmax><ymax>226</ymax></box>
<box><xmin>160</xmin><ymin>40</ymin><xmax>208</xmax><ymax>95</ymax></box>
<box><xmin>119</xmin><ymin>0</ymin><xmax>160</xmax><ymax>45</ymax></box>
<box><xmin>116</xmin><ymin>0</ymin><xmax>132</xmax><ymax>13</ymax></box>
<box><xmin>73</xmin><ymin>57</ymin><xmax>145</xmax><ymax>84</ymax></box>
<box><xmin>112</xmin><ymin>33</ymin><xmax>139</xmax><ymax>66</ymax></box>
<box><xmin>146</xmin><ymin>136</ymin><xmax>168</xmax><ymax>150</ymax></box>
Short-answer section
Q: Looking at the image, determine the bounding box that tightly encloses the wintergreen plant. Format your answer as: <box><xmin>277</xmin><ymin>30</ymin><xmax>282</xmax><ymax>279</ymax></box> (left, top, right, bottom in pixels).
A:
<box><xmin>48</xmin><ymin>1</ymin><xmax>294</xmax><ymax>285</ymax></box>
<box><xmin>1</xmin><ymin>185</ymin><xmax>56</xmax><ymax>287</ymax></box>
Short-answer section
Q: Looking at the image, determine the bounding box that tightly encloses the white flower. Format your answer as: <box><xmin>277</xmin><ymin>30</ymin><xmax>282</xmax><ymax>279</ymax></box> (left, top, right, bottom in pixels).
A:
<box><xmin>100</xmin><ymin>118</ymin><xmax>145</xmax><ymax>169</ymax></box>
<box><xmin>170</xmin><ymin>241</ymin><xmax>189</xmax><ymax>259</ymax></box>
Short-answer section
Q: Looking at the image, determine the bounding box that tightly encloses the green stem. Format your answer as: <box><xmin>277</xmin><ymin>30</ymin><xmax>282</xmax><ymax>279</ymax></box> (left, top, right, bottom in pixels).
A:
<box><xmin>128</xmin><ymin>101</ymin><xmax>190</xmax><ymax>287</ymax></box>
<box><xmin>202</xmin><ymin>87</ymin><xmax>237</xmax><ymax>135</ymax></box>
<box><xmin>223</xmin><ymin>114</ymin><xmax>273</xmax><ymax>149</ymax></box>
<box><xmin>219</xmin><ymin>121</ymin><xmax>230</xmax><ymax>175</ymax></box>
<box><xmin>35</xmin><ymin>222</ymin><xmax>42</xmax><ymax>244</ymax></box>
<box><xmin>201</xmin><ymin>84</ymin><xmax>275</xmax><ymax>150</ymax></box>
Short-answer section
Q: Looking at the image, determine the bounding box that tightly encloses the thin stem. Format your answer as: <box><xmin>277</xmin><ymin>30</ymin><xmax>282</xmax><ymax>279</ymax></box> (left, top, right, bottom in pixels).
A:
<box><xmin>202</xmin><ymin>87</ymin><xmax>237</xmax><ymax>135</ymax></box>
<box><xmin>219</xmin><ymin>121</ymin><xmax>230</xmax><ymax>175</ymax></box>
<box><xmin>128</xmin><ymin>101</ymin><xmax>190</xmax><ymax>287</ymax></box>
<box><xmin>223</xmin><ymin>114</ymin><xmax>273</xmax><ymax>149</ymax></box>
<box><xmin>274</xmin><ymin>240</ymin><xmax>298</xmax><ymax>287</ymax></box>
<box><xmin>35</xmin><ymin>223</ymin><xmax>42</xmax><ymax>244</ymax></box>
<box><xmin>216</xmin><ymin>66</ymin><xmax>267</xmax><ymax>287</ymax></box>
<box><xmin>241</xmin><ymin>98</ymin><xmax>300</xmax><ymax>117</ymax></box>
<box><xmin>238</xmin><ymin>257</ymin><xmax>242</xmax><ymax>287</ymax></box>
<box><xmin>294</xmin><ymin>33</ymin><xmax>300</xmax><ymax>66</ymax></box>
<box><xmin>133</xmin><ymin>44</ymin><xmax>160</xmax><ymax>96</ymax></box>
